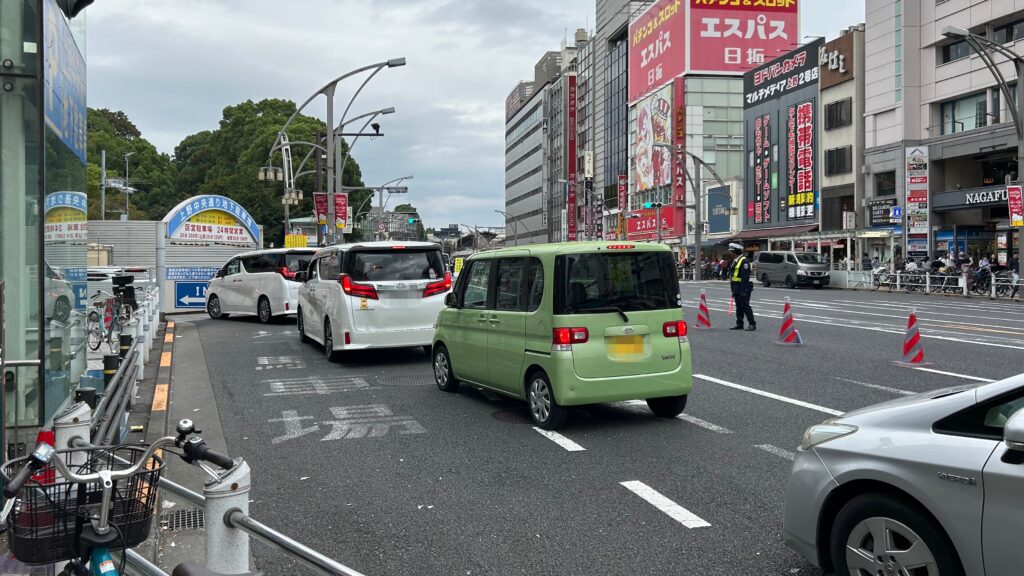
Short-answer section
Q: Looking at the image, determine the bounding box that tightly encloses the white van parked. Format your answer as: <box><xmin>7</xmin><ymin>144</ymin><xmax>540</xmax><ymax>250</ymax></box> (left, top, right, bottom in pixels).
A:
<box><xmin>206</xmin><ymin>248</ymin><xmax>316</xmax><ymax>323</ymax></box>
<box><xmin>296</xmin><ymin>241</ymin><xmax>450</xmax><ymax>360</ymax></box>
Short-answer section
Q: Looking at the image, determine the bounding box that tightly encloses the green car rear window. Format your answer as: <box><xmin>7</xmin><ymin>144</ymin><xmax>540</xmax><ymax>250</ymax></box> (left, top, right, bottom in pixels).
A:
<box><xmin>554</xmin><ymin>251</ymin><xmax>679</xmax><ymax>314</ymax></box>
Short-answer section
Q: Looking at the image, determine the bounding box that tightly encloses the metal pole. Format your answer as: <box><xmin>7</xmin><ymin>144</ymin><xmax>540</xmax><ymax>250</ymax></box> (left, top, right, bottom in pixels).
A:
<box><xmin>694</xmin><ymin>163</ymin><xmax>703</xmax><ymax>269</ymax></box>
<box><xmin>124</xmin><ymin>154</ymin><xmax>130</xmax><ymax>219</ymax></box>
<box><xmin>656</xmin><ymin>203</ymin><xmax>662</xmax><ymax>243</ymax></box>
<box><xmin>101</xmin><ymin>150</ymin><xmax>106</xmax><ymax>220</ymax></box>
<box><xmin>325</xmin><ymin>85</ymin><xmax>336</xmax><ymax>245</ymax></box>
<box><xmin>1017</xmin><ymin>61</ymin><xmax>1024</xmax><ymax>182</ymax></box>
<box><xmin>225</xmin><ymin>509</ymin><xmax>368</xmax><ymax>576</ymax></box>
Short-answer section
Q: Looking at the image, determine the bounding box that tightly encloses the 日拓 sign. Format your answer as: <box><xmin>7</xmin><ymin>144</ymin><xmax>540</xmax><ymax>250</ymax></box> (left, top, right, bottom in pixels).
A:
<box><xmin>163</xmin><ymin>195</ymin><xmax>261</xmax><ymax>245</ymax></box>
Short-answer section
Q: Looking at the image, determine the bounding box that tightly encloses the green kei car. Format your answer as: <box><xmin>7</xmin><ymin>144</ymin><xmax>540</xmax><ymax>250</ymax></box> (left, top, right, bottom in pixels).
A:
<box><xmin>431</xmin><ymin>242</ymin><xmax>693</xmax><ymax>429</ymax></box>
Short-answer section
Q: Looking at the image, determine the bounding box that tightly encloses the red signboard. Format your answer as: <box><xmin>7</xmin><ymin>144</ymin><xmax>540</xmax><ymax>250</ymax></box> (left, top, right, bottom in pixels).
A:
<box><xmin>334</xmin><ymin>192</ymin><xmax>348</xmax><ymax>229</ymax></box>
<box><xmin>909</xmin><ymin>176</ymin><xmax>927</xmax><ymax>184</ymax></box>
<box><xmin>314</xmin><ymin>192</ymin><xmax>328</xmax><ymax>226</ymax></box>
<box><xmin>617</xmin><ymin>174</ymin><xmax>628</xmax><ymax>236</ymax></box>
<box><xmin>629</xmin><ymin>0</ymin><xmax>686</xmax><ymax>103</ymax></box>
<box><xmin>786</xmin><ymin>100</ymin><xmax>815</xmax><ymax>220</ymax></box>
<box><xmin>1008</xmin><ymin>184</ymin><xmax>1024</xmax><ymax>227</ymax></box>
<box><xmin>907</xmin><ymin>190</ymin><xmax>928</xmax><ymax>204</ymax></box>
<box><xmin>567</xmin><ymin>75</ymin><xmax>578</xmax><ymax>240</ymax></box>
<box><xmin>689</xmin><ymin>0</ymin><xmax>799</xmax><ymax>74</ymax></box>
<box><xmin>627</xmin><ymin>206</ymin><xmax>675</xmax><ymax>240</ymax></box>
<box><xmin>671</xmin><ymin>77</ymin><xmax>687</xmax><ymax>238</ymax></box>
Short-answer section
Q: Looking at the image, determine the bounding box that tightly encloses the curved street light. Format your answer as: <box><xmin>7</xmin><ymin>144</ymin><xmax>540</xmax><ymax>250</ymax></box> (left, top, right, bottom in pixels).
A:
<box><xmin>494</xmin><ymin>209</ymin><xmax>524</xmax><ymax>245</ymax></box>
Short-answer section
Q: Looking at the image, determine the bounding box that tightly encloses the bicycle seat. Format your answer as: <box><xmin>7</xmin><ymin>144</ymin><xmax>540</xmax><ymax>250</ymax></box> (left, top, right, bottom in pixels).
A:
<box><xmin>171</xmin><ymin>563</ymin><xmax>251</xmax><ymax>576</ymax></box>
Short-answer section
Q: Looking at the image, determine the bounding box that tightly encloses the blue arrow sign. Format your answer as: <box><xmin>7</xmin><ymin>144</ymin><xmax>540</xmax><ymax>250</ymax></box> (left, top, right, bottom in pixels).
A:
<box><xmin>174</xmin><ymin>282</ymin><xmax>208</xmax><ymax>308</ymax></box>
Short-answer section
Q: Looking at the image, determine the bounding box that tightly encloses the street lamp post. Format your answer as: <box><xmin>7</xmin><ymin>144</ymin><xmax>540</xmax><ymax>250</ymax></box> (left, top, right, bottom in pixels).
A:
<box><xmin>941</xmin><ymin>26</ymin><xmax>1024</xmax><ymax>182</ymax></box>
<box><xmin>653</xmin><ymin>143</ymin><xmax>730</xmax><ymax>269</ymax></box>
<box><xmin>494</xmin><ymin>209</ymin><xmax>523</xmax><ymax>244</ymax></box>
<box><xmin>267</xmin><ymin>58</ymin><xmax>406</xmax><ymax>245</ymax></box>
<box><xmin>123</xmin><ymin>151</ymin><xmax>135</xmax><ymax>220</ymax></box>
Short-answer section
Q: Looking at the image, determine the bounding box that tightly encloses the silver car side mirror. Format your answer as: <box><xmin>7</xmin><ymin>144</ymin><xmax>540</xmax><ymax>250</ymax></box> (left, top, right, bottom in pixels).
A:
<box><xmin>1003</xmin><ymin>410</ymin><xmax>1024</xmax><ymax>452</ymax></box>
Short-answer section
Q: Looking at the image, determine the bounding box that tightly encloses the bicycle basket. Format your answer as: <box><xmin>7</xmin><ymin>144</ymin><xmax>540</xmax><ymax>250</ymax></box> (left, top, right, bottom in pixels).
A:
<box><xmin>0</xmin><ymin>445</ymin><xmax>164</xmax><ymax>565</ymax></box>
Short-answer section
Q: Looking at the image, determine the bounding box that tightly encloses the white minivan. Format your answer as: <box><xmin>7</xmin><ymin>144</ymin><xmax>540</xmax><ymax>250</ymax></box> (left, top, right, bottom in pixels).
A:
<box><xmin>206</xmin><ymin>248</ymin><xmax>316</xmax><ymax>323</ymax></box>
<box><xmin>296</xmin><ymin>241</ymin><xmax>450</xmax><ymax>359</ymax></box>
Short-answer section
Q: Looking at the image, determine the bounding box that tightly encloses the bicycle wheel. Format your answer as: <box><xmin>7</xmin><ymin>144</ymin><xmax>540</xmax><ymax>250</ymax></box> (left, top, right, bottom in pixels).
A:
<box><xmin>87</xmin><ymin>311</ymin><xmax>102</xmax><ymax>351</ymax></box>
<box><xmin>107</xmin><ymin>318</ymin><xmax>122</xmax><ymax>354</ymax></box>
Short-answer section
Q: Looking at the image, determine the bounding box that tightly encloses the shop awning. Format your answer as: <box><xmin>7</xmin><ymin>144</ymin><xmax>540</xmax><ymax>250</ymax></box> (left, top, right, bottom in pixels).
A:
<box><xmin>728</xmin><ymin>224</ymin><xmax>818</xmax><ymax>240</ymax></box>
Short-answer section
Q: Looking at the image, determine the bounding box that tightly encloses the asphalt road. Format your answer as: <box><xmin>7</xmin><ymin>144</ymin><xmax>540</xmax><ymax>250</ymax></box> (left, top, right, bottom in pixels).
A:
<box><xmin>190</xmin><ymin>285</ymin><xmax>1024</xmax><ymax>576</ymax></box>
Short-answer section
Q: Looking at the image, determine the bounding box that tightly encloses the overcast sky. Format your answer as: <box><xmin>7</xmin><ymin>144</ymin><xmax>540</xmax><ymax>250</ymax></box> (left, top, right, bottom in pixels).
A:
<box><xmin>86</xmin><ymin>0</ymin><xmax>865</xmax><ymax>229</ymax></box>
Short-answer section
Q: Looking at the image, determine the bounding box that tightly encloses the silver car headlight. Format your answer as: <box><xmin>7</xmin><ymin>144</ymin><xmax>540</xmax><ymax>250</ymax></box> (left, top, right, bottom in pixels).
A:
<box><xmin>797</xmin><ymin>269</ymin><xmax>807</xmax><ymax>275</ymax></box>
<box><xmin>800</xmin><ymin>422</ymin><xmax>858</xmax><ymax>450</ymax></box>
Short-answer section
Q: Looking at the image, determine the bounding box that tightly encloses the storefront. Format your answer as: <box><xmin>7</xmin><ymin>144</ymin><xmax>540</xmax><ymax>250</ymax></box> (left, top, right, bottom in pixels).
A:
<box><xmin>931</xmin><ymin>185</ymin><xmax>1018</xmax><ymax>263</ymax></box>
<box><xmin>0</xmin><ymin>0</ymin><xmax>89</xmax><ymax>458</ymax></box>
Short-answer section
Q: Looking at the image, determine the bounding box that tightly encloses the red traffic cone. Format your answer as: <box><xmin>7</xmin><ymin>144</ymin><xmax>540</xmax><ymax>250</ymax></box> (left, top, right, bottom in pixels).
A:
<box><xmin>894</xmin><ymin>308</ymin><xmax>932</xmax><ymax>367</ymax></box>
<box><xmin>728</xmin><ymin>297</ymin><xmax>734</xmax><ymax>316</ymax></box>
<box><xmin>696</xmin><ymin>289</ymin><xmax>712</xmax><ymax>329</ymax></box>
<box><xmin>774</xmin><ymin>297</ymin><xmax>803</xmax><ymax>346</ymax></box>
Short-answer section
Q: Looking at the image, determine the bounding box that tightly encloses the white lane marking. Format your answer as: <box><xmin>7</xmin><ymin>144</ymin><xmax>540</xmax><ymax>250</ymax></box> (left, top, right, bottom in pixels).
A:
<box><xmin>620</xmin><ymin>481</ymin><xmax>711</xmax><ymax>529</ymax></box>
<box><xmin>531</xmin><ymin>427</ymin><xmax>586</xmax><ymax>452</ymax></box>
<box><xmin>754</xmin><ymin>444</ymin><xmax>796</xmax><ymax>461</ymax></box>
<box><xmin>676</xmin><ymin>414</ymin><xmax>733</xmax><ymax>433</ymax></box>
<box><xmin>694</xmin><ymin>374</ymin><xmax>844</xmax><ymax>416</ymax></box>
<box><xmin>833</xmin><ymin>377</ymin><xmax>915</xmax><ymax>396</ymax></box>
<box><xmin>910</xmin><ymin>367</ymin><xmax>995</xmax><ymax>383</ymax></box>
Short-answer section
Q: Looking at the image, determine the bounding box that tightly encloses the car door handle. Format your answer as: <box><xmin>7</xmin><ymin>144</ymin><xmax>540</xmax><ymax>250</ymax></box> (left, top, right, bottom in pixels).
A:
<box><xmin>477</xmin><ymin>315</ymin><xmax>488</xmax><ymax>324</ymax></box>
<box><xmin>487</xmin><ymin>315</ymin><xmax>499</xmax><ymax>324</ymax></box>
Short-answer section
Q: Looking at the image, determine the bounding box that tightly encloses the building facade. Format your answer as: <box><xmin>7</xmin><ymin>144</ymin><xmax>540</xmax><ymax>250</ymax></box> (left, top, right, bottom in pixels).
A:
<box><xmin>594</xmin><ymin>0</ymin><xmax>631</xmax><ymax>239</ymax></box>
<box><xmin>504</xmin><ymin>86</ymin><xmax>548</xmax><ymax>245</ymax></box>
<box><xmin>1</xmin><ymin>0</ymin><xmax>90</xmax><ymax>456</ymax></box>
<box><xmin>864</xmin><ymin>0</ymin><xmax>1022</xmax><ymax>263</ymax></box>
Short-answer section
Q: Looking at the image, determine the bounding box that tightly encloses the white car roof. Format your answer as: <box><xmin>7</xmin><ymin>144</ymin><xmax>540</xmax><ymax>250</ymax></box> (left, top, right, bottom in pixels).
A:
<box><xmin>233</xmin><ymin>248</ymin><xmax>317</xmax><ymax>257</ymax></box>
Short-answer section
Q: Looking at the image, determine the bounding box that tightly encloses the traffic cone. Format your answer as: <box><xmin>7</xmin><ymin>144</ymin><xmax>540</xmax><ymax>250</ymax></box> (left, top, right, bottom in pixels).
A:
<box><xmin>728</xmin><ymin>297</ymin><xmax>734</xmax><ymax>316</ymax></box>
<box><xmin>894</xmin><ymin>308</ymin><xmax>932</xmax><ymax>367</ymax></box>
<box><xmin>774</xmin><ymin>297</ymin><xmax>803</xmax><ymax>346</ymax></box>
<box><xmin>696</xmin><ymin>290</ymin><xmax>712</xmax><ymax>329</ymax></box>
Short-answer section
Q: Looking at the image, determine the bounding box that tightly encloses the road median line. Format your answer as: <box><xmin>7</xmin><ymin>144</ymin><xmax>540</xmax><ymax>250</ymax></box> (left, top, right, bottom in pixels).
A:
<box><xmin>754</xmin><ymin>444</ymin><xmax>795</xmax><ymax>461</ymax></box>
<box><xmin>910</xmin><ymin>367</ymin><xmax>995</xmax><ymax>383</ymax></box>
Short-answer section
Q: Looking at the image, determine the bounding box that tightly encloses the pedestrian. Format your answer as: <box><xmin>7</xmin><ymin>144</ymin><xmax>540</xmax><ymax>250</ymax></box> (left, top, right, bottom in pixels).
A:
<box><xmin>728</xmin><ymin>242</ymin><xmax>755</xmax><ymax>331</ymax></box>
<box><xmin>861</xmin><ymin>252</ymin><xmax>872</xmax><ymax>271</ymax></box>
<box><xmin>1011</xmin><ymin>253</ymin><xmax>1020</xmax><ymax>300</ymax></box>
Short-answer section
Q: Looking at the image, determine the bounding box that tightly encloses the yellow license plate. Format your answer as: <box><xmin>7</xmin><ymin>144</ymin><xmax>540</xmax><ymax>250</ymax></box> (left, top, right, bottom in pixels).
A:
<box><xmin>607</xmin><ymin>335</ymin><xmax>644</xmax><ymax>356</ymax></box>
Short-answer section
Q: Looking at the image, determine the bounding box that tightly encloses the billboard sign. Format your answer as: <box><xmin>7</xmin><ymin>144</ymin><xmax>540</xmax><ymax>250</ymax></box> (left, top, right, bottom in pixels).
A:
<box><xmin>707</xmin><ymin>186</ymin><xmax>731</xmax><ymax>233</ymax></box>
<box><xmin>689</xmin><ymin>0</ymin><xmax>799</xmax><ymax>74</ymax></box>
<box><xmin>786</xmin><ymin>99</ymin><xmax>816</xmax><ymax>220</ymax></box>
<box><xmin>43</xmin><ymin>0</ymin><xmax>87</xmax><ymax>163</ymax></box>
<box><xmin>868</xmin><ymin>198</ymin><xmax>898</xmax><ymax>227</ymax></box>
<box><xmin>905</xmin><ymin>146</ymin><xmax>930</xmax><ymax>258</ymax></box>
<box><xmin>567</xmin><ymin>74</ymin><xmax>578</xmax><ymax>240</ymax></box>
<box><xmin>634</xmin><ymin>85</ymin><xmax>673</xmax><ymax>193</ymax></box>
<box><xmin>164</xmin><ymin>195</ymin><xmax>261</xmax><ymax>245</ymax></box>
<box><xmin>671</xmin><ymin>77</ymin><xmax>687</xmax><ymax>238</ymax></box>
<box><xmin>627</xmin><ymin>206</ymin><xmax>675</xmax><ymax>240</ymax></box>
<box><xmin>617</xmin><ymin>174</ymin><xmax>628</xmax><ymax>236</ymax></box>
<box><xmin>628</xmin><ymin>0</ymin><xmax>686</xmax><ymax>103</ymax></box>
<box><xmin>744</xmin><ymin>38</ymin><xmax>822</xmax><ymax>108</ymax></box>
<box><xmin>44</xmin><ymin>191</ymin><xmax>88</xmax><ymax>243</ymax></box>
<box><xmin>752</xmin><ymin>112</ymin><xmax>772</xmax><ymax>224</ymax></box>
<box><xmin>1008</xmin><ymin>184</ymin><xmax>1023</xmax><ymax>227</ymax></box>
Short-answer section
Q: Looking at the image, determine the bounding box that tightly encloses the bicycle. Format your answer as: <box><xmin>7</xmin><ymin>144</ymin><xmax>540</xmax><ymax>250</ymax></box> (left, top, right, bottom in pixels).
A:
<box><xmin>0</xmin><ymin>419</ymin><xmax>234</xmax><ymax>576</ymax></box>
<box><xmin>87</xmin><ymin>290</ymin><xmax>129</xmax><ymax>353</ymax></box>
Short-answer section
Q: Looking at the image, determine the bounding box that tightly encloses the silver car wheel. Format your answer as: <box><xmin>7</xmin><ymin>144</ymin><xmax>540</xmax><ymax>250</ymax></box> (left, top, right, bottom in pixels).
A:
<box><xmin>845</xmin><ymin>517</ymin><xmax>938</xmax><ymax>576</ymax></box>
<box><xmin>434</xmin><ymin>352</ymin><xmax>448</xmax><ymax>386</ymax></box>
<box><xmin>529</xmin><ymin>378</ymin><xmax>551</xmax><ymax>422</ymax></box>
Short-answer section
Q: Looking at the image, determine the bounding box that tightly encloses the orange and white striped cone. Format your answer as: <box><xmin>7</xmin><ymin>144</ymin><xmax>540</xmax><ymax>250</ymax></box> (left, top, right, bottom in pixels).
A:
<box><xmin>894</xmin><ymin>307</ymin><xmax>932</xmax><ymax>367</ymax></box>
<box><xmin>728</xmin><ymin>297</ymin><xmax>734</xmax><ymax>316</ymax></box>
<box><xmin>696</xmin><ymin>289</ymin><xmax>712</xmax><ymax>329</ymax></box>
<box><xmin>774</xmin><ymin>297</ymin><xmax>803</xmax><ymax>346</ymax></box>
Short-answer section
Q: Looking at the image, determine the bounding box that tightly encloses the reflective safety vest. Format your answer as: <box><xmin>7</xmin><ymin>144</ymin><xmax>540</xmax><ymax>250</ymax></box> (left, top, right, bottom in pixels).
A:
<box><xmin>731</xmin><ymin>256</ymin><xmax>746</xmax><ymax>282</ymax></box>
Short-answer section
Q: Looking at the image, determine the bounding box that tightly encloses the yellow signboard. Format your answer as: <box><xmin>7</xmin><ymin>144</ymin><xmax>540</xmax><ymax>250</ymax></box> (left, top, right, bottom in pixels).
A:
<box><xmin>453</xmin><ymin>257</ymin><xmax>464</xmax><ymax>274</ymax></box>
<box><xmin>285</xmin><ymin>234</ymin><xmax>308</xmax><ymax>248</ymax></box>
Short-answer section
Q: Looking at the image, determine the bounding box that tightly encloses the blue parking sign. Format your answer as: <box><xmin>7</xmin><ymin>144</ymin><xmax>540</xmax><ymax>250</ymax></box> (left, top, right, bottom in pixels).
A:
<box><xmin>174</xmin><ymin>282</ymin><xmax>208</xmax><ymax>309</ymax></box>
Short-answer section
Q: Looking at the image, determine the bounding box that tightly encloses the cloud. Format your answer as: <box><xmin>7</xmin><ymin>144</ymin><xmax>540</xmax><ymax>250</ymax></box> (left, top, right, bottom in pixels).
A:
<box><xmin>85</xmin><ymin>0</ymin><xmax>862</xmax><ymax>230</ymax></box>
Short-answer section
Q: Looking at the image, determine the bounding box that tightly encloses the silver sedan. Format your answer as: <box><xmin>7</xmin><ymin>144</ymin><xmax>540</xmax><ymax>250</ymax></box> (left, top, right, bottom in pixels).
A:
<box><xmin>784</xmin><ymin>374</ymin><xmax>1024</xmax><ymax>576</ymax></box>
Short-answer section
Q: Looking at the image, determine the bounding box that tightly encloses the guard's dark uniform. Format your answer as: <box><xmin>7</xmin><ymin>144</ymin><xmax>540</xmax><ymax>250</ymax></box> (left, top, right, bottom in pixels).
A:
<box><xmin>730</xmin><ymin>254</ymin><xmax>756</xmax><ymax>329</ymax></box>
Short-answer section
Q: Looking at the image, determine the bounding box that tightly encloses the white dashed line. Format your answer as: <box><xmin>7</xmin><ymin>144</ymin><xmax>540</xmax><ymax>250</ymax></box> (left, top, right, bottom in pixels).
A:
<box><xmin>676</xmin><ymin>414</ymin><xmax>733</xmax><ymax>433</ymax></box>
<box><xmin>754</xmin><ymin>444</ymin><xmax>796</xmax><ymax>461</ymax></box>
<box><xmin>531</xmin><ymin>427</ymin><xmax>586</xmax><ymax>452</ymax></box>
<box><xmin>910</xmin><ymin>367</ymin><xmax>995</xmax><ymax>383</ymax></box>
<box><xmin>620</xmin><ymin>481</ymin><xmax>711</xmax><ymax>529</ymax></box>
<box><xmin>694</xmin><ymin>374</ymin><xmax>844</xmax><ymax>416</ymax></box>
<box><xmin>833</xmin><ymin>377</ymin><xmax>915</xmax><ymax>396</ymax></box>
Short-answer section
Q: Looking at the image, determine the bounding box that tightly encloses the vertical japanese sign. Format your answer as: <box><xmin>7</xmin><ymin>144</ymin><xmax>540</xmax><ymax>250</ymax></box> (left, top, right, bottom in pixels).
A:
<box><xmin>689</xmin><ymin>0</ymin><xmax>798</xmax><ymax>74</ymax></box>
<box><xmin>334</xmin><ymin>192</ymin><xmax>348</xmax><ymax>229</ymax></box>
<box><xmin>634</xmin><ymin>85</ymin><xmax>673</xmax><ymax>193</ymax></box>
<box><xmin>314</xmin><ymin>193</ymin><xmax>328</xmax><ymax>226</ymax></box>
<box><xmin>567</xmin><ymin>75</ymin><xmax>578</xmax><ymax>241</ymax></box>
<box><xmin>787</xmin><ymin>100</ymin><xmax>815</xmax><ymax>220</ymax></box>
<box><xmin>617</xmin><ymin>174</ymin><xmax>628</xmax><ymax>239</ymax></box>
<box><xmin>672</xmin><ymin>77</ymin><xmax>687</xmax><ymax>238</ymax></box>
<box><xmin>1008</xmin><ymin>184</ymin><xmax>1024</xmax><ymax>227</ymax></box>
<box><xmin>905</xmin><ymin>146</ymin><xmax>930</xmax><ymax>258</ymax></box>
<box><xmin>752</xmin><ymin>113</ymin><xmax>772</xmax><ymax>224</ymax></box>
<box><xmin>629</xmin><ymin>0</ymin><xmax>686</xmax><ymax>103</ymax></box>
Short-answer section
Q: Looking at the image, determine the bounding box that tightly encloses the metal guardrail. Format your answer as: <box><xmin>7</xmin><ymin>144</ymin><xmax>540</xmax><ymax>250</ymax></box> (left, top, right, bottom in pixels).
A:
<box><xmin>224</xmin><ymin>509</ymin><xmax>368</xmax><ymax>576</ymax></box>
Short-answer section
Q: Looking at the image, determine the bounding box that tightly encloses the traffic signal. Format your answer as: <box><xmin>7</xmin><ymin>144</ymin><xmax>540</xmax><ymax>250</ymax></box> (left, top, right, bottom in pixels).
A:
<box><xmin>643</xmin><ymin>202</ymin><xmax>663</xmax><ymax>209</ymax></box>
<box><xmin>407</xmin><ymin>218</ymin><xmax>418</xmax><ymax>224</ymax></box>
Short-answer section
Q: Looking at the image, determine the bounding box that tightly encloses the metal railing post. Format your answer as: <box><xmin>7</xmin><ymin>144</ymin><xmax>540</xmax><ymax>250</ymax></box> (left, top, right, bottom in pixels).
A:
<box><xmin>206</xmin><ymin>461</ymin><xmax>252</xmax><ymax>574</ymax></box>
<box><xmin>962</xmin><ymin>274</ymin><xmax>968</xmax><ymax>296</ymax></box>
<box><xmin>925</xmin><ymin>272</ymin><xmax>931</xmax><ymax>293</ymax></box>
<box><xmin>103</xmin><ymin>354</ymin><xmax>120</xmax><ymax>390</ymax></box>
<box><xmin>992</xmin><ymin>274</ymin><xmax>998</xmax><ymax>299</ymax></box>
<box><xmin>54</xmin><ymin>402</ymin><xmax>92</xmax><ymax>470</ymax></box>
<box><xmin>141</xmin><ymin>306</ymin><xmax>151</xmax><ymax>357</ymax></box>
<box><xmin>896</xmin><ymin>271</ymin><xmax>901</xmax><ymax>292</ymax></box>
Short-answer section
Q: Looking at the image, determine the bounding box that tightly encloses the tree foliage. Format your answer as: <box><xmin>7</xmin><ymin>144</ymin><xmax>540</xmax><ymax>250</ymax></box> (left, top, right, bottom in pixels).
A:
<box><xmin>85</xmin><ymin>100</ymin><xmax>370</xmax><ymax>245</ymax></box>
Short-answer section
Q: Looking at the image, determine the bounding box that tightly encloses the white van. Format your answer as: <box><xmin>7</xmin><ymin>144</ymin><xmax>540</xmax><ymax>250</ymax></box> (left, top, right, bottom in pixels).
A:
<box><xmin>206</xmin><ymin>248</ymin><xmax>316</xmax><ymax>322</ymax></box>
<box><xmin>296</xmin><ymin>241</ymin><xmax>449</xmax><ymax>360</ymax></box>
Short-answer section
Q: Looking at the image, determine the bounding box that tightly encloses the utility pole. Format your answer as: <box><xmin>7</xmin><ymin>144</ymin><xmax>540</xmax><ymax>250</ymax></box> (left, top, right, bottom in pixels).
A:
<box><xmin>100</xmin><ymin>149</ymin><xmax>106</xmax><ymax>220</ymax></box>
<box><xmin>123</xmin><ymin>151</ymin><xmax>135</xmax><ymax>220</ymax></box>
